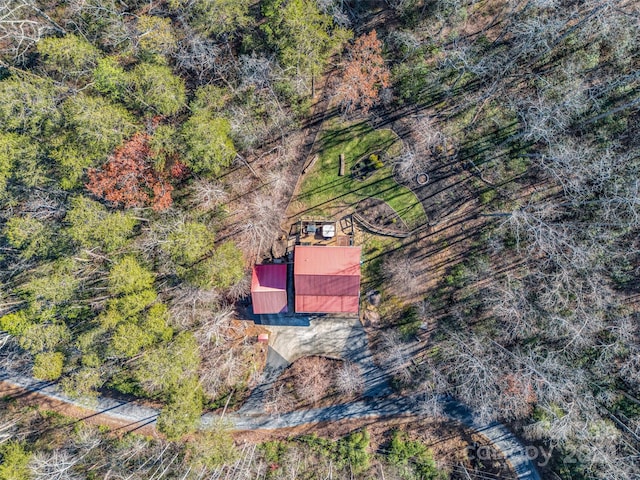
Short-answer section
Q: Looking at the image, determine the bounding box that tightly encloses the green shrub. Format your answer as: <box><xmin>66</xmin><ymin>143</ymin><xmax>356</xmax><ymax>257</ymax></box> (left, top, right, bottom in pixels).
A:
<box><xmin>392</xmin><ymin>59</ymin><xmax>433</xmax><ymax>103</ymax></box>
<box><xmin>66</xmin><ymin>197</ymin><xmax>138</xmax><ymax>253</ymax></box>
<box><xmin>156</xmin><ymin>377</ymin><xmax>203</xmax><ymax>440</ymax></box>
<box><xmin>162</xmin><ymin>221</ymin><xmax>215</xmax><ymax>266</ymax></box>
<box><xmin>18</xmin><ymin>323</ymin><xmax>71</xmax><ymax>355</ymax></box>
<box><xmin>0</xmin><ymin>75</ymin><xmax>60</xmax><ymax>135</ymax></box>
<box><xmin>187</xmin><ymin>422</ymin><xmax>238</xmax><ymax>469</ymax></box>
<box><xmin>261</xmin><ymin>440</ymin><xmax>289</xmax><ymax>465</ymax></box>
<box><xmin>33</xmin><ymin>351</ymin><xmax>65</xmax><ymax>380</ymax></box>
<box><xmin>108</xmin><ymin>256</ymin><xmax>154</xmax><ymax>296</ymax></box>
<box><xmin>398</xmin><ymin>306</ymin><xmax>422</xmax><ymax>339</ymax></box>
<box><xmin>4</xmin><ymin>216</ymin><xmax>55</xmax><ymax>260</ymax></box>
<box><xmin>369</xmin><ymin>153</ymin><xmax>384</xmax><ymax>169</ymax></box>
<box><xmin>129</xmin><ymin>63</ymin><xmax>186</xmax><ymax>116</ymax></box>
<box><xmin>336</xmin><ymin>430</ymin><xmax>370</xmax><ymax>473</ymax></box>
<box><xmin>297</xmin><ymin>430</ymin><xmax>370</xmax><ymax>474</ymax></box>
<box><xmin>60</xmin><ymin>94</ymin><xmax>136</xmax><ymax>164</ymax></box>
<box><xmin>37</xmin><ymin>34</ymin><xmax>101</xmax><ymax>79</ymax></box>
<box><xmin>0</xmin><ymin>132</ymin><xmax>39</xmax><ymax>198</ymax></box>
<box><xmin>181</xmin><ymin>113</ymin><xmax>236</xmax><ymax>176</ymax></box>
<box><xmin>0</xmin><ymin>441</ymin><xmax>32</xmax><ymax>480</ymax></box>
<box><xmin>444</xmin><ymin>264</ymin><xmax>467</xmax><ymax>288</ymax></box>
<box><xmin>0</xmin><ymin>311</ymin><xmax>30</xmax><ymax>336</ymax></box>
<box><xmin>479</xmin><ymin>188</ymin><xmax>496</xmax><ymax>204</ymax></box>
<box><xmin>387</xmin><ymin>430</ymin><xmax>445</xmax><ymax>480</ymax></box>
<box><xmin>136</xmin><ymin>16</ymin><xmax>176</xmax><ymax>60</ymax></box>
<box><xmin>185</xmin><ymin>241</ymin><xmax>244</xmax><ymax>289</ymax></box>
<box><xmin>93</xmin><ymin>57</ymin><xmax>128</xmax><ymax>102</ymax></box>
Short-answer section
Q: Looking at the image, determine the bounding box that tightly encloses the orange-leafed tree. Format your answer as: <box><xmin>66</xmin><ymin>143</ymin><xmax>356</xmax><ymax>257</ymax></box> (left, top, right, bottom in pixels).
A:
<box><xmin>86</xmin><ymin>133</ymin><xmax>173</xmax><ymax>211</ymax></box>
<box><xmin>335</xmin><ymin>30</ymin><xmax>390</xmax><ymax>115</ymax></box>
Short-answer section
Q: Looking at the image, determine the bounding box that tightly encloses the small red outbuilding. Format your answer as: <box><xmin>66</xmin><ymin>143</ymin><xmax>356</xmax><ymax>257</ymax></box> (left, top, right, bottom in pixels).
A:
<box><xmin>294</xmin><ymin>245</ymin><xmax>361</xmax><ymax>314</ymax></box>
<box><xmin>251</xmin><ymin>264</ymin><xmax>288</xmax><ymax>314</ymax></box>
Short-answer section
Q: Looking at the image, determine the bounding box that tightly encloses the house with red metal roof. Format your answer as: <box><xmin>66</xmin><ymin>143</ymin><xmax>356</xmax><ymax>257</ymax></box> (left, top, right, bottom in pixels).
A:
<box><xmin>250</xmin><ymin>264</ymin><xmax>288</xmax><ymax>314</ymax></box>
<box><xmin>293</xmin><ymin>245</ymin><xmax>361</xmax><ymax>314</ymax></box>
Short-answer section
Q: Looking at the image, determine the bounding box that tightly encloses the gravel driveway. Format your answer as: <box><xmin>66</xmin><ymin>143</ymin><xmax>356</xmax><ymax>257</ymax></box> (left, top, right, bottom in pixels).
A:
<box><xmin>239</xmin><ymin>315</ymin><xmax>391</xmax><ymax>414</ymax></box>
<box><xmin>0</xmin><ymin>330</ymin><xmax>540</xmax><ymax>480</ymax></box>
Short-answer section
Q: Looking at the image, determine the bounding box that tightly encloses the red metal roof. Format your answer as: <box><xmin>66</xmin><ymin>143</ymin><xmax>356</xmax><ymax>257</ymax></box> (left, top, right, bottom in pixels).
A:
<box><xmin>295</xmin><ymin>274</ymin><xmax>360</xmax><ymax>296</ymax></box>
<box><xmin>294</xmin><ymin>246</ymin><xmax>361</xmax><ymax>277</ymax></box>
<box><xmin>294</xmin><ymin>246</ymin><xmax>361</xmax><ymax>314</ymax></box>
<box><xmin>295</xmin><ymin>294</ymin><xmax>359</xmax><ymax>313</ymax></box>
<box><xmin>251</xmin><ymin>264</ymin><xmax>287</xmax><ymax>314</ymax></box>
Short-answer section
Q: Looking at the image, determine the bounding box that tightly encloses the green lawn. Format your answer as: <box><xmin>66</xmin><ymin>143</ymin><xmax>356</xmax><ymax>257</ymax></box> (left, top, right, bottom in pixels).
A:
<box><xmin>296</xmin><ymin>122</ymin><xmax>427</xmax><ymax>229</ymax></box>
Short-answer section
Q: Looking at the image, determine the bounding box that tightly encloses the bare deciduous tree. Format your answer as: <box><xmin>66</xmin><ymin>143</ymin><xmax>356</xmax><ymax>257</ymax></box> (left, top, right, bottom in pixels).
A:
<box><xmin>195</xmin><ymin>303</ymin><xmax>235</xmax><ymax>347</ymax></box>
<box><xmin>0</xmin><ymin>333</ymin><xmax>32</xmax><ymax>376</ymax></box>
<box><xmin>334</xmin><ymin>361</ymin><xmax>364</xmax><ymax>396</ymax></box>
<box><xmin>379</xmin><ymin>330</ymin><xmax>413</xmax><ymax>385</ymax></box>
<box><xmin>486</xmin><ymin>277</ymin><xmax>539</xmax><ymax>342</ymax></box>
<box><xmin>235</xmin><ymin>192</ymin><xmax>284</xmax><ymax>257</ymax></box>
<box><xmin>190</xmin><ymin>178</ymin><xmax>228</xmax><ymax>211</ymax></box>
<box><xmin>294</xmin><ymin>359</ymin><xmax>333</xmax><ymax>406</ymax></box>
<box><xmin>415</xmin><ymin>391</ymin><xmax>445</xmax><ymax>419</ymax></box>
<box><xmin>0</xmin><ymin>0</ymin><xmax>62</xmax><ymax>63</ymax></box>
<box><xmin>65</xmin><ymin>0</ymin><xmax>129</xmax><ymax>50</ymax></box>
<box><xmin>238</xmin><ymin>53</ymin><xmax>275</xmax><ymax>90</ymax></box>
<box><xmin>382</xmin><ymin>253</ymin><xmax>422</xmax><ymax>297</ymax></box>
<box><xmin>169</xmin><ymin>286</ymin><xmax>221</xmax><ymax>329</ymax></box>
<box><xmin>21</xmin><ymin>189</ymin><xmax>66</xmax><ymax>221</ymax></box>
<box><xmin>226</xmin><ymin>274</ymin><xmax>250</xmax><ymax>303</ymax></box>
<box><xmin>438</xmin><ymin>333</ymin><xmax>501</xmax><ymax>424</ymax></box>
<box><xmin>394</xmin><ymin>115</ymin><xmax>453</xmax><ymax>184</ymax></box>
<box><xmin>264</xmin><ymin>382</ymin><xmax>296</xmax><ymax>416</ymax></box>
<box><xmin>31</xmin><ymin>450</ymin><xmax>84</xmax><ymax>480</ymax></box>
<box><xmin>173</xmin><ymin>27</ymin><xmax>225</xmax><ymax>83</ymax></box>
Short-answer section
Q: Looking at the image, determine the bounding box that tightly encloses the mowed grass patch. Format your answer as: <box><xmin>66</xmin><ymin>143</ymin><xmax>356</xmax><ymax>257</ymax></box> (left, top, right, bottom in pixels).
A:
<box><xmin>296</xmin><ymin>122</ymin><xmax>427</xmax><ymax>229</ymax></box>
<box><xmin>360</xmin><ymin>234</ymin><xmax>401</xmax><ymax>290</ymax></box>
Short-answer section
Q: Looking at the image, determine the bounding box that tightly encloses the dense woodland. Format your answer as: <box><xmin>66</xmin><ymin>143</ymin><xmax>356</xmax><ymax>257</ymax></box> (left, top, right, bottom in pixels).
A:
<box><xmin>0</xmin><ymin>0</ymin><xmax>638</xmax><ymax>478</ymax></box>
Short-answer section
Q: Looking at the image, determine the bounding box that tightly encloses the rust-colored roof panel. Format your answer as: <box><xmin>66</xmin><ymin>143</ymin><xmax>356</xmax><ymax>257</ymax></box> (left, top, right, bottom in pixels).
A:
<box><xmin>295</xmin><ymin>294</ymin><xmax>359</xmax><ymax>313</ymax></box>
<box><xmin>252</xmin><ymin>290</ymin><xmax>288</xmax><ymax>314</ymax></box>
<box><xmin>251</xmin><ymin>264</ymin><xmax>288</xmax><ymax>314</ymax></box>
<box><xmin>251</xmin><ymin>264</ymin><xmax>287</xmax><ymax>292</ymax></box>
<box><xmin>294</xmin><ymin>246</ymin><xmax>361</xmax><ymax>277</ymax></box>
<box><xmin>293</xmin><ymin>246</ymin><xmax>361</xmax><ymax>314</ymax></box>
<box><xmin>341</xmin><ymin>295</ymin><xmax>360</xmax><ymax>313</ymax></box>
<box><xmin>295</xmin><ymin>274</ymin><xmax>360</xmax><ymax>296</ymax></box>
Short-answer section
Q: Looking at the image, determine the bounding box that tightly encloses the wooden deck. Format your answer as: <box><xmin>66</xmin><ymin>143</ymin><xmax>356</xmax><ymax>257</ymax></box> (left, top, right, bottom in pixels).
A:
<box><xmin>288</xmin><ymin>216</ymin><xmax>355</xmax><ymax>252</ymax></box>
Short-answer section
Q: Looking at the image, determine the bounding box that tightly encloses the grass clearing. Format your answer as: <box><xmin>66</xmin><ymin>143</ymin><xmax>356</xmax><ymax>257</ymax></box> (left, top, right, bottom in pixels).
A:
<box><xmin>360</xmin><ymin>234</ymin><xmax>400</xmax><ymax>290</ymax></box>
<box><xmin>296</xmin><ymin>121</ymin><xmax>427</xmax><ymax>229</ymax></box>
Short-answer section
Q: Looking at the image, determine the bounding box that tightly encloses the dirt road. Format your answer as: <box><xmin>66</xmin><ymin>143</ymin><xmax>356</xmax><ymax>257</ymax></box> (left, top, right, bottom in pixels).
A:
<box><xmin>0</xmin><ymin>315</ymin><xmax>541</xmax><ymax>479</ymax></box>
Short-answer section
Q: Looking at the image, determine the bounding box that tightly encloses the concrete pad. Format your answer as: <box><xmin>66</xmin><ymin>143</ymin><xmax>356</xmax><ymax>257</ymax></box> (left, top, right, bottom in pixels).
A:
<box><xmin>267</xmin><ymin>316</ymin><xmax>361</xmax><ymax>363</ymax></box>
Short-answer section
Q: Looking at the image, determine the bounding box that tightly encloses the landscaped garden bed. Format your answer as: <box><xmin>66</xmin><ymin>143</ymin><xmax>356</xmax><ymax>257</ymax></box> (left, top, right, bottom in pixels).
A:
<box><xmin>351</xmin><ymin>151</ymin><xmax>385</xmax><ymax>181</ymax></box>
<box><xmin>356</xmin><ymin>198</ymin><xmax>409</xmax><ymax>234</ymax></box>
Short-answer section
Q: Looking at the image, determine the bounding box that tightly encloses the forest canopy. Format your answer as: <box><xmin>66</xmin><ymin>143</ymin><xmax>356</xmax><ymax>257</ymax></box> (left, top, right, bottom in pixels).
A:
<box><xmin>0</xmin><ymin>0</ymin><xmax>638</xmax><ymax>478</ymax></box>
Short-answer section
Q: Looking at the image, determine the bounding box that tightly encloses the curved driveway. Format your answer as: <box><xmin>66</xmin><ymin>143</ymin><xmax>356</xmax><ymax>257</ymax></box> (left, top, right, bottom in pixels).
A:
<box><xmin>1</xmin><ymin>317</ymin><xmax>541</xmax><ymax>480</ymax></box>
<box><xmin>1</xmin><ymin>369</ymin><xmax>540</xmax><ymax>480</ymax></box>
<box><xmin>218</xmin><ymin>395</ymin><xmax>540</xmax><ymax>480</ymax></box>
